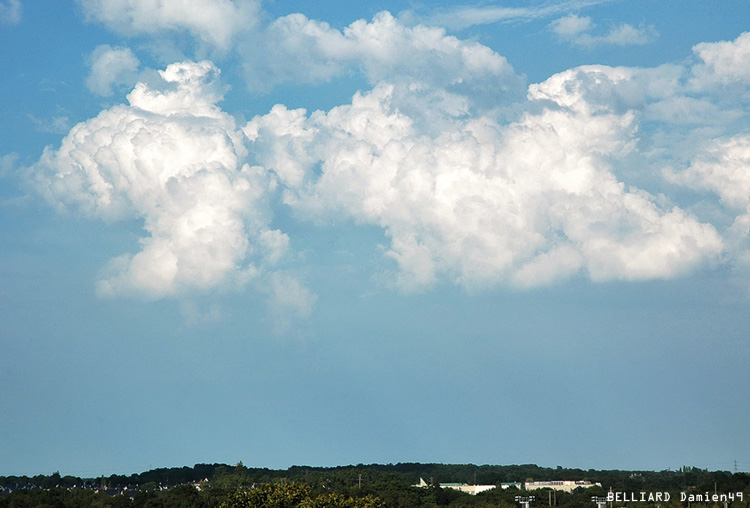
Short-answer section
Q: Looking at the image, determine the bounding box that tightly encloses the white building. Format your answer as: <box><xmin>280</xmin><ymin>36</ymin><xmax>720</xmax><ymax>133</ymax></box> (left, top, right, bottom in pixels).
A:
<box><xmin>524</xmin><ymin>481</ymin><xmax>601</xmax><ymax>493</ymax></box>
<box><xmin>414</xmin><ymin>478</ymin><xmax>599</xmax><ymax>495</ymax></box>
<box><xmin>414</xmin><ymin>478</ymin><xmax>497</xmax><ymax>495</ymax></box>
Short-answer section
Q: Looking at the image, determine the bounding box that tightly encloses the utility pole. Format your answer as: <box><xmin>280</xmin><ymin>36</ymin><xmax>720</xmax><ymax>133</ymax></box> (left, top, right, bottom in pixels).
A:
<box><xmin>592</xmin><ymin>496</ymin><xmax>608</xmax><ymax>508</ymax></box>
<box><xmin>516</xmin><ymin>495</ymin><xmax>536</xmax><ymax>508</ymax></box>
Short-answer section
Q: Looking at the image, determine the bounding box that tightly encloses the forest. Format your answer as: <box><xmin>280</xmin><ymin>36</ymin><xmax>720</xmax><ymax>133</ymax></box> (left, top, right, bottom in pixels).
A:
<box><xmin>1</xmin><ymin>463</ymin><xmax>748</xmax><ymax>508</ymax></box>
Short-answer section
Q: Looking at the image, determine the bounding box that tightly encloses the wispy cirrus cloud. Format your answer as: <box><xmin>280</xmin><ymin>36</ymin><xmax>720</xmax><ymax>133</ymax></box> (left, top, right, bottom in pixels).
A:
<box><xmin>550</xmin><ymin>14</ymin><xmax>658</xmax><ymax>47</ymax></box>
<box><xmin>85</xmin><ymin>45</ymin><xmax>141</xmax><ymax>96</ymax></box>
<box><xmin>26</xmin><ymin>114</ymin><xmax>71</xmax><ymax>135</ymax></box>
<box><xmin>407</xmin><ymin>0</ymin><xmax>611</xmax><ymax>31</ymax></box>
<box><xmin>0</xmin><ymin>0</ymin><xmax>21</xmax><ymax>25</ymax></box>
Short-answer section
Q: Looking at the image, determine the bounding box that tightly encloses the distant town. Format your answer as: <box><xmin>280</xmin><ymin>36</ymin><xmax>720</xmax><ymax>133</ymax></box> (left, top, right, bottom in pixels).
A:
<box><xmin>1</xmin><ymin>463</ymin><xmax>748</xmax><ymax>508</ymax></box>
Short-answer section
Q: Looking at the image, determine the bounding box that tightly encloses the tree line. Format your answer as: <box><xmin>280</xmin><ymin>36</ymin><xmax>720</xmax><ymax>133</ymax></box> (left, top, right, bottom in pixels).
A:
<box><xmin>2</xmin><ymin>463</ymin><xmax>749</xmax><ymax>508</ymax></box>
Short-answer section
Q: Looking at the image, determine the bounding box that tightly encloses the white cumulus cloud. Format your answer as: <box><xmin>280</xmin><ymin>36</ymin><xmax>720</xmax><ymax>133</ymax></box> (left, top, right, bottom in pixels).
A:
<box><xmin>246</xmin><ymin>69</ymin><xmax>723</xmax><ymax>291</ymax></box>
<box><xmin>666</xmin><ymin>135</ymin><xmax>750</xmax><ymax>211</ymax></box>
<box><xmin>690</xmin><ymin>31</ymin><xmax>750</xmax><ymax>89</ymax></box>
<box><xmin>241</xmin><ymin>11</ymin><xmax>523</xmax><ymax>99</ymax></box>
<box><xmin>666</xmin><ymin>133</ymin><xmax>750</xmax><ymax>275</ymax></box>
<box><xmin>27</xmin><ymin>61</ymin><xmax>311</xmax><ymax>305</ymax></box>
<box><xmin>76</xmin><ymin>0</ymin><xmax>260</xmax><ymax>52</ymax></box>
<box><xmin>24</xmin><ymin>10</ymin><xmax>750</xmax><ymax>309</ymax></box>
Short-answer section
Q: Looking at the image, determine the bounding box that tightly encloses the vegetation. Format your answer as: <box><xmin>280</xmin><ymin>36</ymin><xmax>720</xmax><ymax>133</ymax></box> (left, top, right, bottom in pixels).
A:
<box><xmin>1</xmin><ymin>464</ymin><xmax>749</xmax><ymax>508</ymax></box>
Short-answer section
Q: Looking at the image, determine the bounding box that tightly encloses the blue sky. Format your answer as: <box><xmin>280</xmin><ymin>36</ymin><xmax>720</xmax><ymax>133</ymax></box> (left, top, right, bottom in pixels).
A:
<box><xmin>2</xmin><ymin>0</ymin><xmax>750</xmax><ymax>477</ymax></box>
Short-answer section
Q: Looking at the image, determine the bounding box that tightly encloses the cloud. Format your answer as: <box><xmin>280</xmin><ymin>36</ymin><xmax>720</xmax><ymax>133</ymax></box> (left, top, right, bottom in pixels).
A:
<box><xmin>241</xmin><ymin>11</ymin><xmax>523</xmax><ymax>98</ymax></box>
<box><xmin>86</xmin><ymin>45</ymin><xmax>141</xmax><ymax>96</ymax></box>
<box><xmin>0</xmin><ymin>0</ymin><xmax>21</xmax><ymax>25</ymax></box>
<box><xmin>413</xmin><ymin>0</ymin><xmax>611</xmax><ymax>31</ymax></box>
<box><xmin>690</xmin><ymin>31</ymin><xmax>750</xmax><ymax>89</ymax></box>
<box><xmin>550</xmin><ymin>14</ymin><xmax>658</xmax><ymax>47</ymax></box>
<box><xmin>549</xmin><ymin>14</ymin><xmax>593</xmax><ymax>37</ymax></box>
<box><xmin>262</xmin><ymin>271</ymin><xmax>318</xmax><ymax>335</ymax></box>
<box><xmin>246</xmin><ymin>70</ymin><xmax>723</xmax><ymax>291</ymax></box>
<box><xmin>23</xmin><ymin>11</ymin><xmax>750</xmax><ymax>308</ymax></box>
<box><xmin>76</xmin><ymin>0</ymin><xmax>260</xmax><ymax>52</ymax></box>
<box><xmin>27</xmin><ymin>61</ymin><xmax>313</xmax><ymax>309</ymax></box>
<box><xmin>665</xmin><ymin>134</ymin><xmax>750</xmax><ymax>275</ymax></box>
<box><xmin>77</xmin><ymin>4</ymin><xmax>524</xmax><ymax>102</ymax></box>
<box><xmin>0</xmin><ymin>152</ymin><xmax>18</xmax><ymax>178</ymax></box>
<box><xmin>180</xmin><ymin>300</ymin><xmax>224</xmax><ymax>325</ymax></box>
<box><xmin>602</xmin><ymin>23</ymin><xmax>658</xmax><ymax>46</ymax></box>
<box><xmin>666</xmin><ymin>135</ymin><xmax>750</xmax><ymax>211</ymax></box>
<box><xmin>27</xmin><ymin>114</ymin><xmax>71</xmax><ymax>135</ymax></box>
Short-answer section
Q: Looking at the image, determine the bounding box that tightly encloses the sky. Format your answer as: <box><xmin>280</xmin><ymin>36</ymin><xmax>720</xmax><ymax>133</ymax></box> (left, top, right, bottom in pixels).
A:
<box><xmin>2</xmin><ymin>0</ymin><xmax>750</xmax><ymax>478</ymax></box>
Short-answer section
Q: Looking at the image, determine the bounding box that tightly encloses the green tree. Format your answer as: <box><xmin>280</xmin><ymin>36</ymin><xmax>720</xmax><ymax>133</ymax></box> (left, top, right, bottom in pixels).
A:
<box><xmin>300</xmin><ymin>493</ymin><xmax>384</xmax><ymax>508</ymax></box>
<box><xmin>220</xmin><ymin>483</ymin><xmax>311</xmax><ymax>508</ymax></box>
